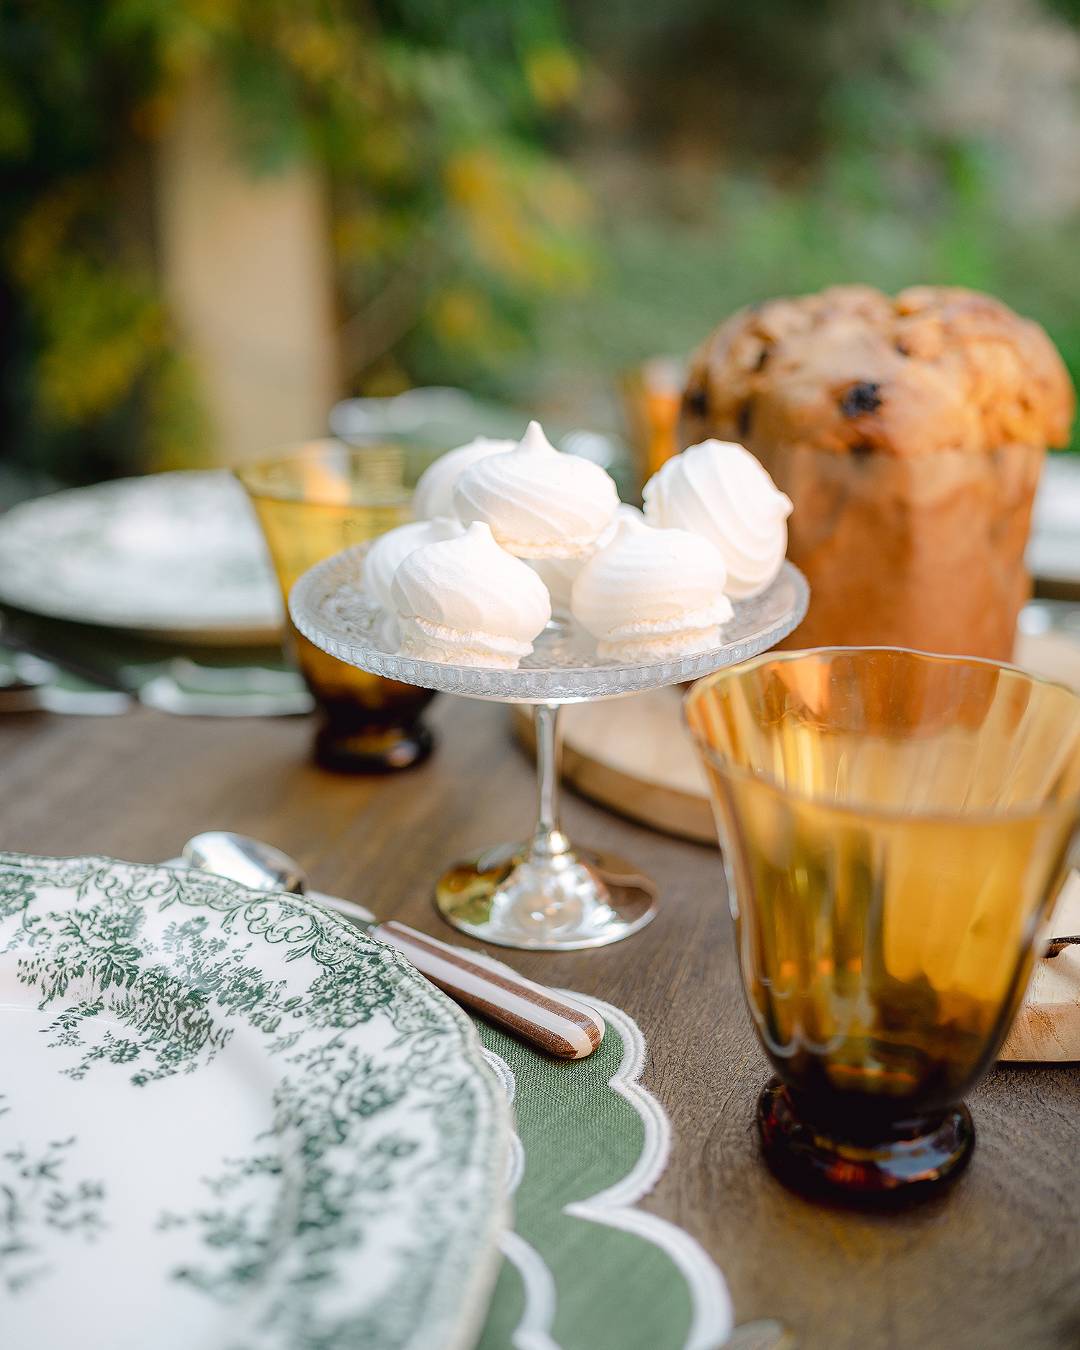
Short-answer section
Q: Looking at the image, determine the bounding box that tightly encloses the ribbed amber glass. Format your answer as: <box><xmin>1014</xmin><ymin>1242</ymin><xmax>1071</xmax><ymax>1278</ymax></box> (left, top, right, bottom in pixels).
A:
<box><xmin>237</xmin><ymin>440</ymin><xmax>433</xmax><ymax>773</ymax></box>
<box><xmin>686</xmin><ymin>648</ymin><xmax>1080</xmax><ymax>1202</ymax></box>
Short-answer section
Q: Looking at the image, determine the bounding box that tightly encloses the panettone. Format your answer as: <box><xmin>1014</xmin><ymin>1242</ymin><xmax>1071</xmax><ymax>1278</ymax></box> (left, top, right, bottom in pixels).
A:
<box><xmin>681</xmin><ymin>285</ymin><xmax>1074</xmax><ymax>658</ymax></box>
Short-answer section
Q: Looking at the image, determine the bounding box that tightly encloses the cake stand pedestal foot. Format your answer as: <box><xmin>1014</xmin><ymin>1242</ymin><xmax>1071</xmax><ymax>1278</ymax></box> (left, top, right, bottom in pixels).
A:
<box><xmin>435</xmin><ymin>703</ymin><xmax>656</xmax><ymax>949</ymax></box>
<box><xmin>435</xmin><ymin>841</ymin><xmax>657</xmax><ymax>950</ymax></box>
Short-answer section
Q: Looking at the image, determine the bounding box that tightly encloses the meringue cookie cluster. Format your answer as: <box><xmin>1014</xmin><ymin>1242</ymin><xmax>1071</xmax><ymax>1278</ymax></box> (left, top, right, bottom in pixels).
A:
<box><xmin>361</xmin><ymin>422</ymin><xmax>791</xmax><ymax>670</ymax></box>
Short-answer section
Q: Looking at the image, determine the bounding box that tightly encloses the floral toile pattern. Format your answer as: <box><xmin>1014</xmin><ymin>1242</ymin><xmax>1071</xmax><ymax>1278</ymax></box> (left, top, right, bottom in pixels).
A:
<box><xmin>0</xmin><ymin>1099</ymin><xmax>107</xmax><ymax>1297</ymax></box>
<box><xmin>0</xmin><ymin>852</ymin><xmax>508</xmax><ymax>1350</ymax></box>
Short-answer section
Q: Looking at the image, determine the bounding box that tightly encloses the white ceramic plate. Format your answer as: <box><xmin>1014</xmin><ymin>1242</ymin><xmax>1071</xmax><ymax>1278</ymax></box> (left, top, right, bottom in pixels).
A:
<box><xmin>0</xmin><ymin>853</ymin><xmax>508</xmax><ymax>1350</ymax></box>
<box><xmin>1029</xmin><ymin>454</ymin><xmax>1080</xmax><ymax>591</ymax></box>
<box><xmin>0</xmin><ymin>472</ymin><xmax>283</xmax><ymax>644</ymax></box>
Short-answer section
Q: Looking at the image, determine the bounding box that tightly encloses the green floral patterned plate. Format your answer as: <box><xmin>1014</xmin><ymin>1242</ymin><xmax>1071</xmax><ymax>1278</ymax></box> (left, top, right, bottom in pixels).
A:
<box><xmin>0</xmin><ymin>853</ymin><xmax>509</xmax><ymax>1350</ymax></box>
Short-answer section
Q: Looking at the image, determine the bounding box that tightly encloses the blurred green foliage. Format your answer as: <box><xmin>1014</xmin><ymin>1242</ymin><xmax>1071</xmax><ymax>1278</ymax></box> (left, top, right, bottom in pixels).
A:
<box><xmin>534</xmin><ymin>0</ymin><xmax>1080</xmax><ymax>448</ymax></box>
<box><xmin>524</xmin><ymin>173</ymin><xmax>1080</xmax><ymax>449</ymax></box>
<box><xmin>1</xmin><ymin>0</ymin><xmax>1078</xmax><ymax>481</ymax></box>
<box><xmin>0</xmin><ymin>0</ymin><xmax>589</xmax><ymax>481</ymax></box>
<box><xmin>515</xmin><ymin>0</ymin><xmax>1080</xmax><ymax>449</ymax></box>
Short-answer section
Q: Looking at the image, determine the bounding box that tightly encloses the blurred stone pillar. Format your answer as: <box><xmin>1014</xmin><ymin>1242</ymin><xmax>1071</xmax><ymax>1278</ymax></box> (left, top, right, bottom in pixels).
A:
<box><xmin>156</xmin><ymin>68</ymin><xmax>340</xmax><ymax>464</ymax></box>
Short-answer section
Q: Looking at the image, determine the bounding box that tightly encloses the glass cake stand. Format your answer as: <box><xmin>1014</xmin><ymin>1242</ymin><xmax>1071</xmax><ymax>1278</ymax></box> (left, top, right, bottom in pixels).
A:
<box><xmin>290</xmin><ymin>546</ymin><xmax>808</xmax><ymax>950</ymax></box>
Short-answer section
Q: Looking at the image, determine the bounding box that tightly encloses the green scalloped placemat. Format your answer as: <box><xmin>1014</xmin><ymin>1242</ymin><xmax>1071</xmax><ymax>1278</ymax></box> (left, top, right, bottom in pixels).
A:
<box><xmin>474</xmin><ymin>993</ymin><xmax>732</xmax><ymax>1350</ymax></box>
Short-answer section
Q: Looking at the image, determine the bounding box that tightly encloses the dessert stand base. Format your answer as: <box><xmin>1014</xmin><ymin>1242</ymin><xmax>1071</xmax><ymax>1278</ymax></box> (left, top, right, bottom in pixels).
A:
<box><xmin>435</xmin><ymin>841</ymin><xmax>658</xmax><ymax>951</ymax></box>
<box><xmin>757</xmin><ymin>1079</ymin><xmax>975</xmax><ymax>1207</ymax></box>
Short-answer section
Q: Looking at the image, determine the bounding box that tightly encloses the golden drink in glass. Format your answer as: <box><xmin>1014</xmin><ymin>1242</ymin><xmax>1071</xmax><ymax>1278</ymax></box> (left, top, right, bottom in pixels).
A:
<box><xmin>237</xmin><ymin>440</ymin><xmax>433</xmax><ymax>773</ymax></box>
<box><xmin>686</xmin><ymin>648</ymin><xmax>1080</xmax><ymax>1203</ymax></box>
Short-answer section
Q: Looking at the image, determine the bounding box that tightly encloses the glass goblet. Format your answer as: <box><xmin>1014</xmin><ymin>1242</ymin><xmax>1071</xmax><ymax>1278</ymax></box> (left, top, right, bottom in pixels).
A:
<box><xmin>236</xmin><ymin>440</ymin><xmax>434</xmax><ymax>773</ymax></box>
<box><xmin>685</xmin><ymin>648</ymin><xmax>1080</xmax><ymax>1204</ymax></box>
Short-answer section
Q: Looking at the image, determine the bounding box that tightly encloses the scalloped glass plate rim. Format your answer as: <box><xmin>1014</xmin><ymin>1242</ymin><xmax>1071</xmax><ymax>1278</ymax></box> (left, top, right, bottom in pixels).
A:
<box><xmin>288</xmin><ymin>542</ymin><xmax>809</xmax><ymax>702</ymax></box>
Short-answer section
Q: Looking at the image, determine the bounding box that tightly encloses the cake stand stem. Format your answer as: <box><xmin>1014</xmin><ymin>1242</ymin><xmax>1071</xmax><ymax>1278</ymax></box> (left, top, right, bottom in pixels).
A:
<box><xmin>532</xmin><ymin>702</ymin><xmax>570</xmax><ymax>860</ymax></box>
<box><xmin>433</xmin><ymin>700</ymin><xmax>659</xmax><ymax>951</ymax></box>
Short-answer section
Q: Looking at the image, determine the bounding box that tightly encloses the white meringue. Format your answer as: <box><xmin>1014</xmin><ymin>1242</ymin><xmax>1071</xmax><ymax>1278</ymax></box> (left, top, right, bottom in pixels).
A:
<box><xmin>453</xmin><ymin>420</ymin><xmax>619</xmax><ymax>559</ymax></box>
<box><xmin>643</xmin><ymin>439</ymin><xmax>792</xmax><ymax>599</ymax></box>
<box><xmin>413</xmin><ymin>436</ymin><xmax>516</xmax><ymax>520</ymax></box>
<box><xmin>531</xmin><ymin>503</ymin><xmax>644</xmax><ymax>616</ymax></box>
<box><xmin>391</xmin><ymin>522</ymin><xmax>551</xmax><ymax>669</ymax></box>
<box><xmin>571</xmin><ymin>515</ymin><xmax>733</xmax><ymax>662</ymax></box>
<box><xmin>363</xmin><ymin>517</ymin><xmax>463</xmax><ymax>611</ymax></box>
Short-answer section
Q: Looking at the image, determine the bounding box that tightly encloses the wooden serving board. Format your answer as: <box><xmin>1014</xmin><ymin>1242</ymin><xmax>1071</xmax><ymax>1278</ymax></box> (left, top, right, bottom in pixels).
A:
<box><xmin>1000</xmin><ymin>874</ymin><xmax>1080</xmax><ymax>1062</ymax></box>
<box><xmin>514</xmin><ymin>627</ymin><xmax>1080</xmax><ymax>1062</ymax></box>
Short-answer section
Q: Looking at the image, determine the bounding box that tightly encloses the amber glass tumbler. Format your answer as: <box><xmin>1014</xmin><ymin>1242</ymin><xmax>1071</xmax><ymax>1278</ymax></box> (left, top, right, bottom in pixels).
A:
<box><xmin>237</xmin><ymin>440</ymin><xmax>434</xmax><ymax>773</ymax></box>
<box><xmin>686</xmin><ymin>648</ymin><xmax>1080</xmax><ymax>1204</ymax></box>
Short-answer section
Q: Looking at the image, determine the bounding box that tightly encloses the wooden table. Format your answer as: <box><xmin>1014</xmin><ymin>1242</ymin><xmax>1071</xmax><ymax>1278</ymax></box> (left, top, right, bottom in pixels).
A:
<box><xmin>2</xmin><ymin>698</ymin><xmax>1077</xmax><ymax>1350</ymax></box>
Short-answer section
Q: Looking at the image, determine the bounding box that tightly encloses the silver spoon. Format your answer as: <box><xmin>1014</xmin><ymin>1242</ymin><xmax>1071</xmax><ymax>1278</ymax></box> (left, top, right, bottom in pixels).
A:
<box><xmin>180</xmin><ymin>831</ymin><xmax>604</xmax><ymax>1060</ymax></box>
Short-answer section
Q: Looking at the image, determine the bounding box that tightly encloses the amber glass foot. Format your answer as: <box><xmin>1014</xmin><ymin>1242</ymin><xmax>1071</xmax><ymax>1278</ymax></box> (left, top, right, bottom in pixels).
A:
<box><xmin>314</xmin><ymin>718</ymin><xmax>433</xmax><ymax>774</ymax></box>
<box><xmin>757</xmin><ymin>1079</ymin><xmax>974</xmax><ymax>1207</ymax></box>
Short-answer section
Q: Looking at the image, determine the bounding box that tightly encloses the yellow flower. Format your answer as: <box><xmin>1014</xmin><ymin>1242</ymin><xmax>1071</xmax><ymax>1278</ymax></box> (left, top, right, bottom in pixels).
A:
<box><xmin>277</xmin><ymin>19</ymin><xmax>345</xmax><ymax>81</ymax></box>
<box><xmin>334</xmin><ymin>209</ymin><xmax>394</xmax><ymax>262</ymax></box>
<box><xmin>9</xmin><ymin>181</ymin><xmax>93</xmax><ymax>284</ymax></box>
<box><xmin>524</xmin><ymin>46</ymin><xmax>581</xmax><ymax>109</ymax></box>
<box><xmin>444</xmin><ymin>148</ymin><xmax>506</xmax><ymax>208</ymax></box>
<box><xmin>431</xmin><ymin>286</ymin><xmax>492</xmax><ymax>347</ymax></box>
